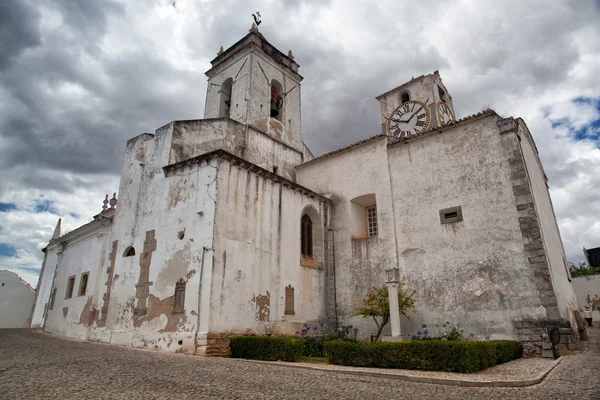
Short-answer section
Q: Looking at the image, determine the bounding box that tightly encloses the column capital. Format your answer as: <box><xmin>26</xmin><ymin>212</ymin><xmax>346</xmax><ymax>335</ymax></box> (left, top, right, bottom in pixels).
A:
<box><xmin>385</xmin><ymin>267</ymin><xmax>399</xmax><ymax>284</ymax></box>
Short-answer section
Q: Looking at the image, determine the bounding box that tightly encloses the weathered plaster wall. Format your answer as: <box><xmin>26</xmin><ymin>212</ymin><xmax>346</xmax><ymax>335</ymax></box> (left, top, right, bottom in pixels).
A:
<box><xmin>247</xmin><ymin>51</ymin><xmax>302</xmax><ymax>152</ymax></box>
<box><xmin>204</xmin><ymin>51</ymin><xmax>250</xmax><ymax>123</ymax></box>
<box><xmin>45</xmin><ymin>226</ymin><xmax>108</xmax><ymax>340</ymax></box>
<box><xmin>91</xmin><ymin>126</ymin><xmax>217</xmax><ymax>354</ymax></box>
<box><xmin>297</xmin><ymin>137</ymin><xmax>397</xmax><ymax>339</ymax></box>
<box><xmin>209</xmin><ymin>158</ymin><xmax>329</xmax><ymax>347</ymax></box>
<box><xmin>168</xmin><ymin>119</ymin><xmax>246</xmax><ymax>165</ymax></box>
<box><xmin>377</xmin><ymin>72</ymin><xmax>454</xmax><ymax>133</ymax></box>
<box><xmin>30</xmin><ymin>250</ymin><xmax>58</xmax><ymax>327</ymax></box>
<box><xmin>517</xmin><ymin>119</ymin><xmax>579</xmax><ymax>324</ymax></box>
<box><xmin>204</xmin><ymin>43</ymin><xmax>303</xmax><ymax>155</ymax></box>
<box><xmin>0</xmin><ymin>270</ymin><xmax>35</xmax><ymax>328</ymax></box>
<box><xmin>387</xmin><ymin>116</ymin><xmax>546</xmax><ymax>339</ymax></box>
<box><xmin>571</xmin><ymin>274</ymin><xmax>600</xmax><ymax>320</ymax></box>
<box><xmin>244</xmin><ymin>128</ymin><xmax>303</xmax><ymax>180</ymax></box>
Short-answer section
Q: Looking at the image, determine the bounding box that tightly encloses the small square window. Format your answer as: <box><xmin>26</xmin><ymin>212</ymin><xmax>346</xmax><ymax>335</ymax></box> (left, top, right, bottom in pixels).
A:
<box><xmin>367</xmin><ymin>205</ymin><xmax>378</xmax><ymax>237</ymax></box>
<box><xmin>440</xmin><ymin>206</ymin><xmax>463</xmax><ymax>224</ymax></box>
<box><xmin>65</xmin><ymin>276</ymin><xmax>76</xmax><ymax>299</ymax></box>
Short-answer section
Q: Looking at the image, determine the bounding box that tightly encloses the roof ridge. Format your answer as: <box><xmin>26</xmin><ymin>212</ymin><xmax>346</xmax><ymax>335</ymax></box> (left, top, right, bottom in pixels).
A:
<box><xmin>296</xmin><ymin>135</ymin><xmax>387</xmax><ymax>168</ymax></box>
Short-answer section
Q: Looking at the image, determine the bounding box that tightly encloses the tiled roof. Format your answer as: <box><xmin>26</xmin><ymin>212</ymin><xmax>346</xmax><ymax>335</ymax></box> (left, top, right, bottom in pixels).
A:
<box><xmin>387</xmin><ymin>109</ymin><xmax>498</xmax><ymax>147</ymax></box>
<box><xmin>296</xmin><ymin>135</ymin><xmax>388</xmax><ymax>168</ymax></box>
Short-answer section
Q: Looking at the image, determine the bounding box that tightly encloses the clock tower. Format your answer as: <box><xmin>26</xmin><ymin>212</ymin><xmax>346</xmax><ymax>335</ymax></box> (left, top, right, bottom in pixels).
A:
<box><xmin>376</xmin><ymin>71</ymin><xmax>456</xmax><ymax>139</ymax></box>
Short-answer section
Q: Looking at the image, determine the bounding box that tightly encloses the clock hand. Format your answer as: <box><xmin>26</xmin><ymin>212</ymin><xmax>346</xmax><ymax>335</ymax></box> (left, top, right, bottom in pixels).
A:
<box><xmin>407</xmin><ymin>98</ymin><xmax>430</xmax><ymax>124</ymax></box>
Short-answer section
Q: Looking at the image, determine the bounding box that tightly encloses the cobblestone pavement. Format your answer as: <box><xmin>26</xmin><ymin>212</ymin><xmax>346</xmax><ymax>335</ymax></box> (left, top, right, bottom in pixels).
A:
<box><xmin>0</xmin><ymin>328</ymin><xmax>598</xmax><ymax>399</ymax></box>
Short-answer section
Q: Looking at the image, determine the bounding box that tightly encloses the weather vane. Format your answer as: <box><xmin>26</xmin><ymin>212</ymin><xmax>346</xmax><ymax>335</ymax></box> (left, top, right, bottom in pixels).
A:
<box><xmin>252</xmin><ymin>11</ymin><xmax>262</xmax><ymax>26</ymax></box>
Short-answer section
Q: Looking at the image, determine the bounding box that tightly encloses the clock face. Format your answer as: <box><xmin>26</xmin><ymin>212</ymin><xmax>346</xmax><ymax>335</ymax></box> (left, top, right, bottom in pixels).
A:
<box><xmin>387</xmin><ymin>100</ymin><xmax>431</xmax><ymax>139</ymax></box>
<box><xmin>437</xmin><ymin>100</ymin><xmax>455</xmax><ymax>126</ymax></box>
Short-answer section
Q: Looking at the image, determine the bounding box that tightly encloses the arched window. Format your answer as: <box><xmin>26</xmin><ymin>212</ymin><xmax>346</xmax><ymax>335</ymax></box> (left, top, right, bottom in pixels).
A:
<box><xmin>401</xmin><ymin>92</ymin><xmax>410</xmax><ymax>103</ymax></box>
<box><xmin>219</xmin><ymin>78</ymin><xmax>233</xmax><ymax>118</ymax></box>
<box><xmin>270</xmin><ymin>79</ymin><xmax>283</xmax><ymax>121</ymax></box>
<box><xmin>123</xmin><ymin>246</ymin><xmax>136</xmax><ymax>257</ymax></box>
<box><xmin>301</xmin><ymin>214</ymin><xmax>313</xmax><ymax>258</ymax></box>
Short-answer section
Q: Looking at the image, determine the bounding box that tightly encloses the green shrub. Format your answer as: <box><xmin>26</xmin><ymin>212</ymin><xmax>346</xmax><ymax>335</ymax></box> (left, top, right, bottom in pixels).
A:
<box><xmin>324</xmin><ymin>340</ymin><xmax>522</xmax><ymax>373</ymax></box>
<box><xmin>230</xmin><ymin>336</ymin><xmax>304</xmax><ymax>362</ymax></box>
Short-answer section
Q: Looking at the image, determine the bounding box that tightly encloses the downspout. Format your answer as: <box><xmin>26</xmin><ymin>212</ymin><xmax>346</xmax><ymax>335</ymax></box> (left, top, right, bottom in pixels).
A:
<box><xmin>194</xmin><ymin>246</ymin><xmax>208</xmax><ymax>355</ymax></box>
<box><xmin>194</xmin><ymin>158</ymin><xmax>220</xmax><ymax>355</ymax></box>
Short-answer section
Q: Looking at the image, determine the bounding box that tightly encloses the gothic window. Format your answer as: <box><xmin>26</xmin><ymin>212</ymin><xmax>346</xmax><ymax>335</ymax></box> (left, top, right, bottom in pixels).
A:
<box><xmin>173</xmin><ymin>278</ymin><xmax>186</xmax><ymax>313</ymax></box>
<box><xmin>350</xmin><ymin>194</ymin><xmax>377</xmax><ymax>238</ymax></box>
<box><xmin>78</xmin><ymin>272</ymin><xmax>89</xmax><ymax>296</ymax></box>
<box><xmin>219</xmin><ymin>78</ymin><xmax>233</xmax><ymax>118</ymax></box>
<box><xmin>65</xmin><ymin>276</ymin><xmax>75</xmax><ymax>299</ymax></box>
<box><xmin>301</xmin><ymin>214</ymin><xmax>313</xmax><ymax>258</ymax></box>
<box><xmin>270</xmin><ymin>79</ymin><xmax>283</xmax><ymax>121</ymax></box>
<box><xmin>401</xmin><ymin>92</ymin><xmax>410</xmax><ymax>103</ymax></box>
<box><xmin>123</xmin><ymin>246</ymin><xmax>136</xmax><ymax>257</ymax></box>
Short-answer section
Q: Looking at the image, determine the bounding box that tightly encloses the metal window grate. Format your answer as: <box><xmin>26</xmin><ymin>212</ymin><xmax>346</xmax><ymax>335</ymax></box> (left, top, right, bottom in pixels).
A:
<box><xmin>367</xmin><ymin>205</ymin><xmax>378</xmax><ymax>237</ymax></box>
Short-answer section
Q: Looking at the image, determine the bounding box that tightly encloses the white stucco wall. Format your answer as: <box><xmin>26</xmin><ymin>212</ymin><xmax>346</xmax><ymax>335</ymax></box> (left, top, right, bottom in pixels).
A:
<box><xmin>0</xmin><ymin>270</ymin><xmax>35</xmax><ymax>328</ymax></box>
<box><xmin>44</xmin><ymin>224</ymin><xmax>108</xmax><ymax>340</ymax></box>
<box><xmin>297</xmin><ymin>137</ymin><xmax>399</xmax><ymax>339</ymax></box>
<box><xmin>204</xmin><ymin>40</ymin><xmax>303</xmax><ymax>155</ymax></box>
<box><xmin>90</xmin><ymin>126</ymin><xmax>217</xmax><ymax>354</ymax></box>
<box><xmin>388</xmin><ymin>115</ymin><xmax>546</xmax><ymax>339</ymax></box>
<box><xmin>377</xmin><ymin>72</ymin><xmax>455</xmax><ymax>134</ymax></box>
<box><xmin>210</xmin><ymin>157</ymin><xmax>328</xmax><ymax>337</ymax></box>
<box><xmin>517</xmin><ymin>119</ymin><xmax>579</xmax><ymax>325</ymax></box>
<box><xmin>30</xmin><ymin>250</ymin><xmax>58</xmax><ymax>327</ymax></box>
<box><xmin>571</xmin><ymin>274</ymin><xmax>600</xmax><ymax>320</ymax></box>
<box><xmin>298</xmin><ymin>116</ymin><xmax>550</xmax><ymax>341</ymax></box>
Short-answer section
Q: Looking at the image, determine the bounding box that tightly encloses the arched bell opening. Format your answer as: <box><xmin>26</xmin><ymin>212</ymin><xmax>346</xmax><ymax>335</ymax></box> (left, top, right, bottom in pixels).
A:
<box><xmin>270</xmin><ymin>79</ymin><xmax>283</xmax><ymax>121</ymax></box>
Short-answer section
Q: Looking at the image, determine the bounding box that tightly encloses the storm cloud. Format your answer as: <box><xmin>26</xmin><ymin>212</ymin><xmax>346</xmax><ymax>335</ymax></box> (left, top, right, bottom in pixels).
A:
<box><xmin>0</xmin><ymin>0</ymin><xmax>599</xmax><ymax>285</ymax></box>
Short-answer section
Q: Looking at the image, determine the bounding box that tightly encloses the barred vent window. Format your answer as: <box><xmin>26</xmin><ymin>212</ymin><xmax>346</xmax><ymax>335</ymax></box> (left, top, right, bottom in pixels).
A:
<box><xmin>368</xmin><ymin>205</ymin><xmax>378</xmax><ymax>237</ymax></box>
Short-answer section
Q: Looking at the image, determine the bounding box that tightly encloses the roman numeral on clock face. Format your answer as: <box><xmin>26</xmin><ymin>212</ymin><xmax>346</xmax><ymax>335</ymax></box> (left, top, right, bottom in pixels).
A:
<box><xmin>416</xmin><ymin>120</ymin><xmax>425</xmax><ymax>127</ymax></box>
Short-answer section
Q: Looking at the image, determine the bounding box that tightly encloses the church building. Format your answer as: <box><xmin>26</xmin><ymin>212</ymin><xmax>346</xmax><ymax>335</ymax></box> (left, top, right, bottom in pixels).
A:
<box><xmin>30</xmin><ymin>24</ymin><xmax>580</xmax><ymax>357</ymax></box>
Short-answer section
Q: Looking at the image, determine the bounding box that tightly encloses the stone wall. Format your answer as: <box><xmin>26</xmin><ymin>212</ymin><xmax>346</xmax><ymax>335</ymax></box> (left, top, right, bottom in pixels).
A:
<box><xmin>515</xmin><ymin>319</ymin><xmax>580</xmax><ymax>358</ymax></box>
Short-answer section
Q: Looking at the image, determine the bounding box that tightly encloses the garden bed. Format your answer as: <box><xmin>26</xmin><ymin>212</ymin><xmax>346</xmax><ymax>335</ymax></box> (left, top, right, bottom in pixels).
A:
<box><xmin>324</xmin><ymin>340</ymin><xmax>522</xmax><ymax>373</ymax></box>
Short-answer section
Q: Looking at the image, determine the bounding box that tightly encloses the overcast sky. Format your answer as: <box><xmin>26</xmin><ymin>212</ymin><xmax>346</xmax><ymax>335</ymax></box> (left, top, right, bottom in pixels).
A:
<box><xmin>1</xmin><ymin>0</ymin><xmax>599</xmax><ymax>286</ymax></box>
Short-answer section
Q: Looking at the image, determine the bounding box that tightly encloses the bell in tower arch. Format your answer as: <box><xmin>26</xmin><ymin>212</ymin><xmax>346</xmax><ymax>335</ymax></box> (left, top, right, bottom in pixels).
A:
<box><xmin>270</xmin><ymin>81</ymin><xmax>283</xmax><ymax>119</ymax></box>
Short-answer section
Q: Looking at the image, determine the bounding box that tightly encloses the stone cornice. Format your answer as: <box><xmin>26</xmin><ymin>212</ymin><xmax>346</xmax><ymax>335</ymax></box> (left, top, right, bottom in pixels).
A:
<box><xmin>163</xmin><ymin>149</ymin><xmax>331</xmax><ymax>203</ymax></box>
<box><xmin>387</xmin><ymin>109</ymin><xmax>499</xmax><ymax>148</ymax></box>
<box><xmin>205</xmin><ymin>31</ymin><xmax>303</xmax><ymax>81</ymax></box>
<box><xmin>47</xmin><ymin>215</ymin><xmax>112</xmax><ymax>251</ymax></box>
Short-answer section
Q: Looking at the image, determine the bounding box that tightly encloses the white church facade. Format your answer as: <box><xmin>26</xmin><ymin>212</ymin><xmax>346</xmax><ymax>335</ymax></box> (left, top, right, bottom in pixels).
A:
<box><xmin>30</xmin><ymin>25</ymin><xmax>580</xmax><ymax>357</ymax></box>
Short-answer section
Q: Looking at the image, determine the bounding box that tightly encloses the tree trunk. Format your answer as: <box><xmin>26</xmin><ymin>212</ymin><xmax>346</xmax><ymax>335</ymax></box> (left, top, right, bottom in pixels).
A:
<box><xmin>373</xmin><ymin>315</ymin><xmax>389</xmax><ymax>342</ymax></box>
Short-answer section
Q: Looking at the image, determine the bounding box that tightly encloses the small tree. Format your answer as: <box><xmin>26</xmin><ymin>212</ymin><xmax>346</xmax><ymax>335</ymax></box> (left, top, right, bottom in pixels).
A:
<box><xmin>352</xmin><ymin>280</ymin><xmax>416</xmax><ymax>342</ymax></box>
<box><xmin>568</xmin><ymin>261</ymin><xmax>600</xmax><ymax>277</ymax></box>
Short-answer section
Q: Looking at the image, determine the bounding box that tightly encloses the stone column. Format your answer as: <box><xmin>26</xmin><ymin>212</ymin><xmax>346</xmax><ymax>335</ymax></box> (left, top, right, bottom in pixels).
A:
<box><xmin>385</xmin><ymin>268</ymin><xmax>401</xmax><ymax>337</ymax></box>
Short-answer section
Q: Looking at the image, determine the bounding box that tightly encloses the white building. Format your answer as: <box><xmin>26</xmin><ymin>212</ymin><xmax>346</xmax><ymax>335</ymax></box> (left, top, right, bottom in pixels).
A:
<box><xmin>1</xmin><ymin>270</ymin><xmax>36</xmax><ymax>328</ymax></box>
<box><xmin>30</xmin><ymin>25</ymin><xmax>580</xmax><ymax>357</ymax></box>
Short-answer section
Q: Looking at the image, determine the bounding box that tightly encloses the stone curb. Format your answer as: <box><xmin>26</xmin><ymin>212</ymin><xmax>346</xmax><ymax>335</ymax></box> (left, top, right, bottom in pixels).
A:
<box><xmin>238</xmin><ymin>356</ymin><xmax>564</xmax><ymax>387</ymax></box>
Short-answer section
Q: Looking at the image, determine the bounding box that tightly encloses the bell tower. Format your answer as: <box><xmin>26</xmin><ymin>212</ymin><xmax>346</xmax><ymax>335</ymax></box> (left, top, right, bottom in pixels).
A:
<box><xmin>376</xmin><ymin>71</ymin><xmax>456</xmax><ymax>138</ymax></box>
<box><xmin>203</xmin><ymin>24</ymin><xmax>304</xmax><ymax>152</ymax></box>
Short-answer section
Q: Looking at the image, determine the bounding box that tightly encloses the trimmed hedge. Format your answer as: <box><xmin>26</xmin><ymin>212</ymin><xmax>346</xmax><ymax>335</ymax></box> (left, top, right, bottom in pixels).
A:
<box><xmin>230</xmin><ymin>336</ymin><xmax>304</xmax><ymax>362</ymax></box>
<box><xmin>324</xmin><ymin>340</ymin><xmax>522</xmax><ymax>373</ymax></box>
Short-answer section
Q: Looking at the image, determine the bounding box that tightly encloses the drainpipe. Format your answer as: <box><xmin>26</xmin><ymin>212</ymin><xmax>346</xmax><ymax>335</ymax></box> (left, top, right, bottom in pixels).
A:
<box><xmin>193</xmin><ymin>246</ymin><xmax>208</xmax><ymax>355</ymax></box>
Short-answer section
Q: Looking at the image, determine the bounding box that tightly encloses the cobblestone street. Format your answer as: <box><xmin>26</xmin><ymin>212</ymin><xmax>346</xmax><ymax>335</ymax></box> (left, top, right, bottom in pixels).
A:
<box><xmin>0</xmin><ymin>329</ymin><xmax>598</xmax><ymax>399</ymax></box>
